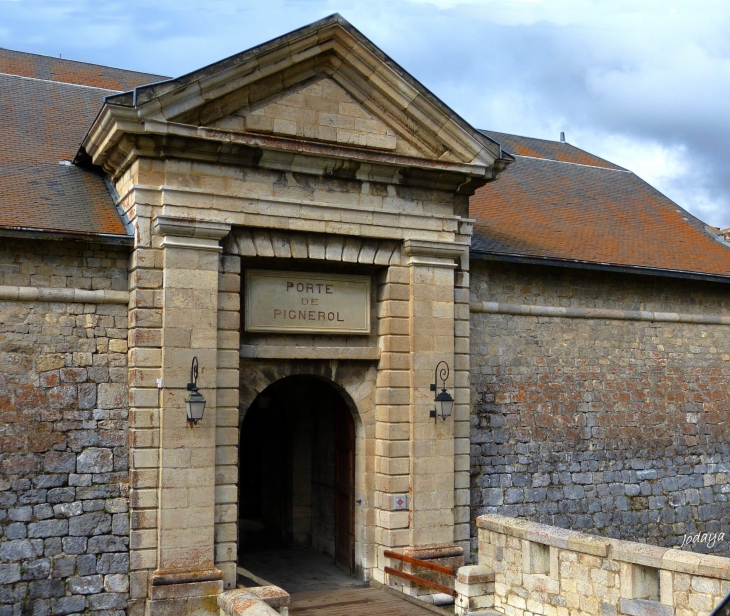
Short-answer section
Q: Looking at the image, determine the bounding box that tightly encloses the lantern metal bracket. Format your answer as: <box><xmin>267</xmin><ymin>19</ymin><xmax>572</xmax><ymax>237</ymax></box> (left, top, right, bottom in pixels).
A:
<box><xmin>430</xmin><ymin>360</ymin><xmax>453</xmax><ymax>421</ymax></box>
<box><xmin>187</xmin><ymin>356</ymin><xmax>199</xmax><ymax>392</ymax></box>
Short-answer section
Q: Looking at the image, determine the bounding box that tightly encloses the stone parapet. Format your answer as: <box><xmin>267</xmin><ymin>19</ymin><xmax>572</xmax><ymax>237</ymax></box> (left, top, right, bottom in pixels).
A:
<box><xmin>477</xmin><ymin>514</ymin><xmax>730</xmax><ymax>616</ymax></box>
<box><xmin>218</xmin><ymin>586</ymin><xmax>290</xmax><ymax>616</ymax></box>
<box><xmin>455</xmin><ymin>565</ymin><xmax>495</xmax><ymax>615</ymax></box>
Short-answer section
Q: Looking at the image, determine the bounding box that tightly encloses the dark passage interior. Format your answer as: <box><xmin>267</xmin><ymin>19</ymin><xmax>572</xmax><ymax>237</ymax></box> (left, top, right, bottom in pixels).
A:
<box><xmin>238</xmin><ymin>375</ymin><xmax>355</xmax><ymax>584</ymax></box>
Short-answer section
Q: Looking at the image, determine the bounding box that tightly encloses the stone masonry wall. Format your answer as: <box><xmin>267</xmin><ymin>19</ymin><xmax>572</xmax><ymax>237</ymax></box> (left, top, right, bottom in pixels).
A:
<box><xmin>0</xmin><ymin>239</ymin><xmax>130</xmax><ymax>616</ymax></box>
<box><xmin>470</xmin><ymin>261</ymin><xmax>730</xmax><ymax>557</ymax></box>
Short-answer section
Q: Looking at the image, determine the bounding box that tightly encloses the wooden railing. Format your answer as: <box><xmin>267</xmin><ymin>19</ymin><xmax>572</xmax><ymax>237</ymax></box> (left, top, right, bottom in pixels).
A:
<box><xmin>383</xmin><ymin>550</ymin><xmax>457</xmax><ymax>597</ymax></box>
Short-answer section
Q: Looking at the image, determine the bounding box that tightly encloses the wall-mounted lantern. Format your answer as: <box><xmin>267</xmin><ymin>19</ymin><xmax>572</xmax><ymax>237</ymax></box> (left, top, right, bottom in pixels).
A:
<box><xmin>185</xmin><ymin>356</ymin><xmax>206</xmax><ymax>425</ymax></box>
<box><xmin>429</xmin><ymin>361</ymin><xmax>454</xmax><ymax>421</ymax></box>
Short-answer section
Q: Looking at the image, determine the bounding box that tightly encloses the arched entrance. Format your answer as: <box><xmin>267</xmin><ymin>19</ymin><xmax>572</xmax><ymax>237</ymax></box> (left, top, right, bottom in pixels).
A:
<box><xmin>238</xmin><ymin>375</ymin><xmax>356</xmax><ymax>578</ymax></box>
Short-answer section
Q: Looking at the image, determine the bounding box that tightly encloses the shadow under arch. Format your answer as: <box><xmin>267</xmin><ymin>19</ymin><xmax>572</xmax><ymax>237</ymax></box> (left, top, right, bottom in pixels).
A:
<box><xmin>237</xmin><ymin>369</ymin><xmax>366</xmax><ymax>578</ymax></box>
<box><xmin>238</xmin><ymin>359</ymin><xmax>371</xmax><ymax>433</ymax></box>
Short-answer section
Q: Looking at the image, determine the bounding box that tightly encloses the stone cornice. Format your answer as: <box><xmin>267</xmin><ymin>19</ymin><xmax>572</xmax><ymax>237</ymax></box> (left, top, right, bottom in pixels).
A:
<box><xmin>82</xmin><ymin>122</ymin><xmax>495</xmax><ymax>194</ymax></box>
<box><xmin>403</xmin><ymin>239</ymin><xmax>469</xmax><ymax>259</ymax></box>
<box><xmin>123</xmin><ymin>184</ymin><xmax>464</xmax><ymax>239</ymax></box>
<box><xmin>403</xmin><ymin>238</ymin><xmax>468</xmax><ymax>268</ymax></box>
<box><xmin>154</xmin><ymin>215</ymin><xmax>231</xmax><ymax>239</ymax></box>
<box><xmin>154</xmin><ymin>215</ymin><xmax>231</xmax><ymax>252</ymax></box>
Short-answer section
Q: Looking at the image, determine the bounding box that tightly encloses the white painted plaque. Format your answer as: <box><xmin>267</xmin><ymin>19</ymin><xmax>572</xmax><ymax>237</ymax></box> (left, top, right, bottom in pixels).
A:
<box><xmin>244</xmin><ymin>270</ymin><xmax>371</xmax><ymax>335</ymax></box>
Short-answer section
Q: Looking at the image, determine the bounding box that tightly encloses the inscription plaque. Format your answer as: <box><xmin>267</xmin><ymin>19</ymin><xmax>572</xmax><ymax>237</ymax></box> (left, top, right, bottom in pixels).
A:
<box><xmin>244</xmin><ymin>270</ymin><xmax>371</xmax><ymax>334</ymax></box>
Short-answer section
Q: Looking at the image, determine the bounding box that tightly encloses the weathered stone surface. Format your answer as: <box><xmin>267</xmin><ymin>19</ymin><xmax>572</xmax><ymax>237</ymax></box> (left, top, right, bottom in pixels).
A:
<box><xmin>22</xmin><ymin>558</ymin><xmax>51</xmax><ymax>580</ymax></box>
<box><xmin>4</xmin><ymin>522</ymin><xmax>26</xmax><ymax>539</ymax></box>
<box><xmin>77</xmin><ymin>383</ymin><xmax>97</xmax><ymax>409</ymax></box>
<box><xmin>0</xmin><ymin>564</ymin><xmax>21</xmax><ymax>584</ymax></box>
<box><xmin>28</xmin><ymin>519</ymin><xmax>68</xmax><ymax>539</ymax></box>
<box><xmin>97</xmin><ymin>383</ymin><xmax>127</xmax><ymax>410</ymax></box>
<box><xmin>104</xmin><ymin>573</ymin><xmax>129</xmax><ymax>593</ymax></box>
<box><xmin>68</xmin><ymin>512</ymin><xmax>111</xmax><ymax>536</ymax></box>
<box><xmin>87</xmin><ymin>591</ymin><xmax>127</xmax><ymax>610</ymax></box>
<box><xmin>51</xmin><ymin>595</ymin><xmax>86</xmax><ymax>615</ymax></box>
<box><xmin>76</xmin><ymin>448</ymin><xmax>113</xmax><ymax>474</ymax></box>
<box><xmin>96</xmin><ymin>552</ymin><xmax>129</xmax><ymax>574</ymax></box>
<box><xmin>88</xmin><ymin>534</ymin><xmax>127</xmax><ymax>553</ymax></box>
<box><xmin>67</xmin><ymin>574</ymin><xmax>104</xmax><ymax>594</ymax></box>
<box><xmin>28</xmin><ymin>579</ymin><xmax>65</xmax><ymax>599</ymax></box>
<box><xmin>0</xmin><ymin>538</ymin><xmax>43</xmax><ymax>560</ymax></box>
<box><xmin>44</xmin><ymin>452</ymin><xmax>76</xmax><ymax>474</ymax></box>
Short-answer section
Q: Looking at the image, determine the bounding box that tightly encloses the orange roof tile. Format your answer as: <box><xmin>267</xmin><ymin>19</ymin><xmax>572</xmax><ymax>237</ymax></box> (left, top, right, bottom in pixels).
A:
<box><xmin>472</xmin><ymin>132</ymin><xmax>730</xmax><ymax>280</ymax></box>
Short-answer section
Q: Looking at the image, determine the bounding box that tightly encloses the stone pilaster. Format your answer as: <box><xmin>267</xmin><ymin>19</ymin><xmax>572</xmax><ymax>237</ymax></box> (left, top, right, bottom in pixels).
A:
<box><xmin>146</xmin><ymin>216</ymin><xmax>230</xmax><ymax>616</ymax></box>
<box><xmin>375</xmin><ymin>239</ymin><xmax>468</xmax><ymax>587</ymax></box>
<box><xmin>453</xmin><ymin>220</ymin><xmax>473</xmax><ymax>557</ymax></box>
<box><xmin>215</xmin><ymin>254</ymin><xmax>241</xmax><ymax>590</ymax></box>
<box><xmin>374</xmin><ymin>266</ymin><xmax>412</xmax><ymax>581</ymax></box>
<box><xmin>128</xmin><ymin>242</ymin><xmax>164</xmax><ymax>615</ymax></box>
<box><xmin>403</xmin><ymin>240</ymin><xmax>465</xmax><ymax>549</ymax></box>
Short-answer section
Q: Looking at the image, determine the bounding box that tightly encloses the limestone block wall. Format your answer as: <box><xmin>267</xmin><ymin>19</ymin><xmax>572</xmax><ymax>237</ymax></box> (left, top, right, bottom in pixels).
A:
<box><xmin>477</xmin><ymin>514</ymin><xmax>730</xmax><ymax>616</ymax></box>
<box><xmin>216</xmin><ymin>253</ymin><xmax>242</xmax><ymax>588</ymax></box>
<box><xmin>469</xmin><ymin>261</ymin><xmax>730</xmax><ymax>555</ymax></box>
<box><xmin>0</xmin><ymin>239</ymin><xmax>130</xmax><ymax>616</ymax></box>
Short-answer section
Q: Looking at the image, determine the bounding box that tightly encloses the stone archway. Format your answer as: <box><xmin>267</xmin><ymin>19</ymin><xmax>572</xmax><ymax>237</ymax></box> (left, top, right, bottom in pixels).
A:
<box><xmin>237</xmin><ymin>359</ymin><xmax>377</xmax><ymax>579</ymax></box>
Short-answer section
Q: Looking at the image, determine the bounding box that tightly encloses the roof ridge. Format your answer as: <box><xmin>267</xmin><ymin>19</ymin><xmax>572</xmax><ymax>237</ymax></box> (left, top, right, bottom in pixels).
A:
<box><xmin>514</xmin><ymin>153</ymin><xmax>632</xmax><ymax>172</ymax></box>
<box><xmin>0</xmin><ymin>71</ymin><xmax>120</xmax><ymax>92</ymax></box>
<box><xmin>479</xmin><ymin>129</ymin><xmax>560</xmax><ymax>145</ymax></box>
<box><xmin>0</xmin><ymin>47</ymin><xmax>168</xmax><ymax>80</ymax></box>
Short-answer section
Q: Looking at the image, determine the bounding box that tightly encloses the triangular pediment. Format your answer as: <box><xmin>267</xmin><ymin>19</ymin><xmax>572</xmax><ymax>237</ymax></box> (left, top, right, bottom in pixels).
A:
<box><xmin>89</xmin><ymin>15</ymin><xmax>511</xmax><ymax>179</ymax></box>
<box><xmin>206</xmin><ymin>77</ymin><xmax>424</xmax><ymax>157</ymax></box>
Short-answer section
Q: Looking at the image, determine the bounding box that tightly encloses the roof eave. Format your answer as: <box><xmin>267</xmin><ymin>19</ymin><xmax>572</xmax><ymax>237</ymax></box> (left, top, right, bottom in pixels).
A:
<box><xmin>0</xmin><ymin>227</ymin><xmax>133</xmax><ymax>246</ymax></box>
<box><xmin>470</xmin><ymin>250</ymin><xmax>730</xmax><ymax>285</ymax></box>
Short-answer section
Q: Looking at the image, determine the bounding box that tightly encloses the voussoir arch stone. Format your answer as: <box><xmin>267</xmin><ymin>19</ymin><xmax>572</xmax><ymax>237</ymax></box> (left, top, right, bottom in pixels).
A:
<box><xmin>238</xmin><ymin>358</ymin><xmax>376</xmax><ymax>431</ymax></box>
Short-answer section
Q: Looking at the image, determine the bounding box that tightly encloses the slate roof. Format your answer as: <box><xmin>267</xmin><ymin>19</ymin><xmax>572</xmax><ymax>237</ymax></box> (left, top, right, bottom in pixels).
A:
<box><xmin>0</xmin><ymin>53</ymin><xmax>165</xmax><ymax>239</ymax></box>
<box><xmin>472</xmin><ymin>131</ymin><xmax>730</xmax><ymax>280</ymax></box>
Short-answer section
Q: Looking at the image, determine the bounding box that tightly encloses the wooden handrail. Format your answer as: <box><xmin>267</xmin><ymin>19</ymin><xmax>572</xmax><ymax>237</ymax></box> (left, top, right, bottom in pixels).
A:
<box><xmin>383</xmin><ymin>550</ymin><xmax>455</xmax><ymax>576</ymax></box>
<box><xmin>384</xmin><ymin>567</ymin><xmax>457</xmax><ymax>597</ymax></box>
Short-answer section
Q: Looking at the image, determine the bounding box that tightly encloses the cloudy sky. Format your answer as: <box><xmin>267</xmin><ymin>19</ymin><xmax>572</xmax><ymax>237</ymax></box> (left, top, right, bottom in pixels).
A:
<box><xmin>2</xmin><ymin>0</ymin><xmax>729</xmax><ymax>227</ymax></box>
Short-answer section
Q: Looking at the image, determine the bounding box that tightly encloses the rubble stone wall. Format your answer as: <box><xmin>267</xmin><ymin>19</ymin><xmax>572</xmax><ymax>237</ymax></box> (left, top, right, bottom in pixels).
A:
<box><xmin>470</xmin><ymin>261</ymin><xmax>730</xmax><ymax>556</ymax></box>
<box><xmin>0</xmin><ymin>239</ymin><xmax>130</xmax><ymax>616</ymax></box>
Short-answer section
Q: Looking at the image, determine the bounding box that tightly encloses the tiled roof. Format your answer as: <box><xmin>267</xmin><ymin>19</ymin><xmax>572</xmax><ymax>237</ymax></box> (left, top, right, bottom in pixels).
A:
<box><xmin>0</xmin><ymin>48</ymin><xmax>167</xmax><ymax>91</ymax></box>
<box><xmin>472</xmin><ymin>132</ymin><xmax>730</xmax><ymax>279</ymax></box>
<box><xmin>0</xmin><ymin>72</ymin><xmax>128</xmax><ymax>237</ymax></box>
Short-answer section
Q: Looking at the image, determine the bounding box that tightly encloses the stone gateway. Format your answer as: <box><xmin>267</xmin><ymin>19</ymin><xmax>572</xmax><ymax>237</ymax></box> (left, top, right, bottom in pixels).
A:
<box><xmin>2</xmin><ymin>13</ymin><xmax>730</xmax><ymax>616</ymax></box>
